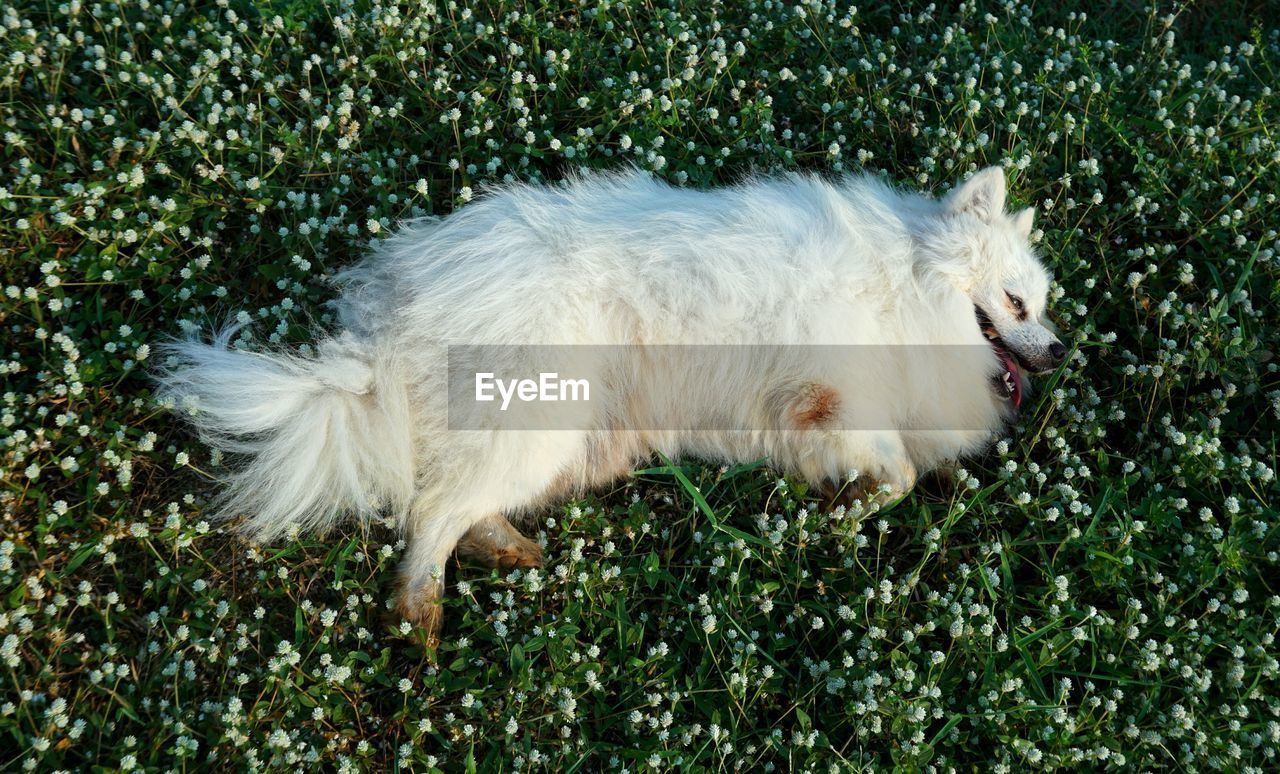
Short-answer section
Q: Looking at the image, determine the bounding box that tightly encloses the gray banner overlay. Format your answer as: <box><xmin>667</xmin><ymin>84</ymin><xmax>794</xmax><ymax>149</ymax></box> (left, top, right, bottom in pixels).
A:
<box><xmin>446</xmin><ymin>345</ymin><xmax>1019</xmax><ymax>431</ymax></box>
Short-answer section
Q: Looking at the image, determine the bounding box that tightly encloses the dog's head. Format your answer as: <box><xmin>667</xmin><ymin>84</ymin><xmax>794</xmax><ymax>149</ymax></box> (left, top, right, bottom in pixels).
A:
<box><xmin>928</xmin><ymin>166</ymin><xmax>1067</xmax><ymax>408</ymax></box>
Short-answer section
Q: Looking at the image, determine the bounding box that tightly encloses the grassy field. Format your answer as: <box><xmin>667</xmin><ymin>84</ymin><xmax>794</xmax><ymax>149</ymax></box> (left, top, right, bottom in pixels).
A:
<box><xmin>2</xmin><ymin>0</ymin><xmax>1279</xmax><ymax>770</ymax></box>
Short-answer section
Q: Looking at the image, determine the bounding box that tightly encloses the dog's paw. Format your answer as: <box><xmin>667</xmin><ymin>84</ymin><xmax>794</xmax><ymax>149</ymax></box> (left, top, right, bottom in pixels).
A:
<box><xmin>876</xmin><ymin>457</ymin><xmax>918</xmax><ymax>501</ymax></box>
<box><xmin>395</xmin><ymin>583</ymin><xmax>444</xmax><ymax>649</ymax></box>
<box><xmin>457</xmin><ymin>521</ymin><xmax>544</xmax><ymax>571</ymax></box>
<box><xmin>490</xmin><ymin>536</ymin><xmax>543</xmax><ymax>571</ymax></box>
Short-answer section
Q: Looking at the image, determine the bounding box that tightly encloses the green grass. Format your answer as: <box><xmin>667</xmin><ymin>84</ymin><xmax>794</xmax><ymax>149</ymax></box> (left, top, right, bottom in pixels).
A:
<box><xmin>2</xmin><ymin>0</ymin><xmax>1279</xmax><ymax>770</ymax></box>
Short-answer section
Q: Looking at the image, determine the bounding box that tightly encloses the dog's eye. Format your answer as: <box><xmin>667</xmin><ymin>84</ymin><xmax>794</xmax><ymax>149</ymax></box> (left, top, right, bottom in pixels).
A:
<box><xmin>1006</xmin><ymin>292</ymin><xmax>1024</xmax><ymax>312</ymax></box>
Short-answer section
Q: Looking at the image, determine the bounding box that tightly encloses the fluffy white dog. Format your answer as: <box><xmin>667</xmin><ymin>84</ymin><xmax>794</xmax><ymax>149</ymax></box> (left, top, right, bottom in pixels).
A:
<box><xmin>158</xmin><ymin>166</ymin><xmax>1066</xmax><ymax>640</ymax></box>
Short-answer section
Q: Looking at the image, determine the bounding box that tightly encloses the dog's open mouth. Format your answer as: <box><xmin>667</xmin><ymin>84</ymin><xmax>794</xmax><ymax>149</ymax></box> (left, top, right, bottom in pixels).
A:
<box><xmin>974</xmin><ymin>306</ymin><xmax>1025</xmax><ymax>409</ymax></box>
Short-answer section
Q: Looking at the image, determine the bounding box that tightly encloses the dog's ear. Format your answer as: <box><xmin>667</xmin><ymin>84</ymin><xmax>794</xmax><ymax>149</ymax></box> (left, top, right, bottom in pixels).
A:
<box><xmin>945</xmin><ymin>166</ymin><xmax>1006</xmax><ymax>222</ymax></box>
<box><xmin>1011</xmin><ymin>207</ymin><xmax>1035</xmax><ymax>238</ymax></box>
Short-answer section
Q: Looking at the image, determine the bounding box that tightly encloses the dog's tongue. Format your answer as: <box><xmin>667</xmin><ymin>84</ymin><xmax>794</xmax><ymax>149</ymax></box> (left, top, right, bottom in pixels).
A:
<box><xmin>1000</xmin><ymin>351</ymin><xmax>1023</xmax><ymax>409</ymax></box>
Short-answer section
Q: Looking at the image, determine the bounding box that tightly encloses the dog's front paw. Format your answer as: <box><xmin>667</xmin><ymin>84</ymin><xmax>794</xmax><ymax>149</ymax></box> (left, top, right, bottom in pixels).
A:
<box><xmin>876</xmin><ymin>457</ymin><xmax>918</xmax><ymax>501</ymax></box>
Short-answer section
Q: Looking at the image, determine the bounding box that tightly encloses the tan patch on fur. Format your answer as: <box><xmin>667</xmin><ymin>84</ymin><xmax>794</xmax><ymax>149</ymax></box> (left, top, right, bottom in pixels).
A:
<box><xmin>791</xmin><ymin>383</ymin><xmax>841</xmax><ymax>429</ymax></box>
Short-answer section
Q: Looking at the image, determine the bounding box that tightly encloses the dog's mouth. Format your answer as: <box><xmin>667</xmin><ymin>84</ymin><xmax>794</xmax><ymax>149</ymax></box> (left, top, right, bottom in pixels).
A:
<box><xmin>974</xmin><ymin>306</ymin><xmax>1026</xmax><ymax>409</ymax></box>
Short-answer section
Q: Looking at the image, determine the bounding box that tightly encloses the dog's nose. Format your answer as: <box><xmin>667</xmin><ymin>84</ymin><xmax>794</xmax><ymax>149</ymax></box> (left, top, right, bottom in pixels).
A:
<box><xmin>1048</xmin><ymin>341</ymin><xmax>1067</xmax><ymax>364</ymax></box>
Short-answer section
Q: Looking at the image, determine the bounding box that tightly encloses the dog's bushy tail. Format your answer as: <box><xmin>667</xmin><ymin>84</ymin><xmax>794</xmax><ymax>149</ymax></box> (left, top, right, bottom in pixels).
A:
<box><xmin>155</xmin><ymin>328</ymin><xmax>415</xmax><ymax>540</ymax></box>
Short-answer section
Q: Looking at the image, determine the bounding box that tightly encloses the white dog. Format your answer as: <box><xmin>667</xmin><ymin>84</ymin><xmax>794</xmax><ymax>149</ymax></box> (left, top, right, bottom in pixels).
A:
<box><xmin>158</xmin><ymin>166</ymin><xmax>1066</xmax><ymax>640</ymax></box>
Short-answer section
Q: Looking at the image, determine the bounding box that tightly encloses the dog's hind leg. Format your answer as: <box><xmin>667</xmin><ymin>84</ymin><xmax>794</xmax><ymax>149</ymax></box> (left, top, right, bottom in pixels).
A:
<box><xmin>394</xmin><ymin>498</ymin><xmax>488</xmax><ymax>647</ymax></box>
<box><xmin>456</xmin><ymin>514</ymin><xmax>543</xmax><ymax>570</ymax></box>
<box><xmin>397</xmin><ymin>512</ymin><xmax>544</xmax><ymax>646</ymax></box>
<box><xmin>394</xmin><ymin>431</ymin><xmax>589</xmax><ymax>645</ymax></box>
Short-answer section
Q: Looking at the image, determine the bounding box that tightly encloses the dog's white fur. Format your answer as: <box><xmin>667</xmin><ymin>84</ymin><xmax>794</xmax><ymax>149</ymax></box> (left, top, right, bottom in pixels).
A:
<box><xmin>158</xmin><ymin>166</ymin><xmax>1063</xmax><ymax>635</ymax></box>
